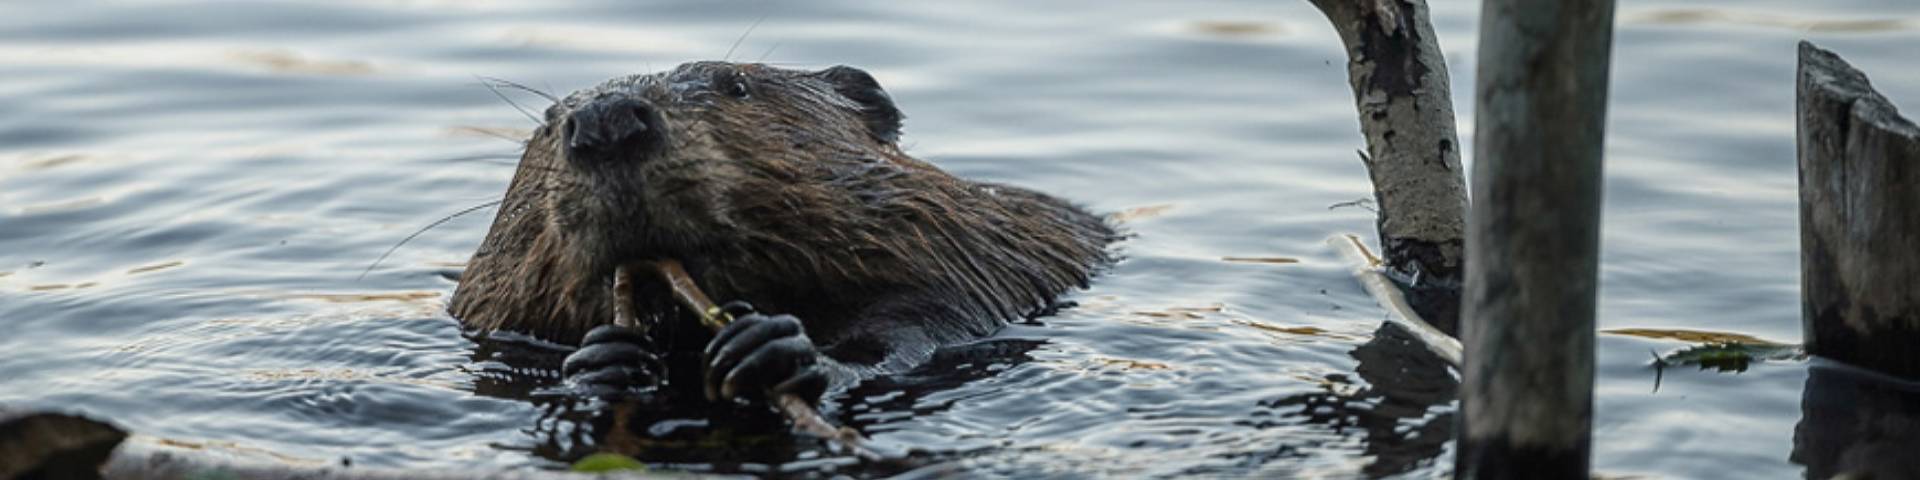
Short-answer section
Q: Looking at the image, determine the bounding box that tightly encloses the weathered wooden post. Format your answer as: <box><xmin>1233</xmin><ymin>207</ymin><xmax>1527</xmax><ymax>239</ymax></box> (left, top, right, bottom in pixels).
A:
<box><xmin>1456</xmin><ymin>0</ymin><xmax>1615</xmax><ymax>477</ymax></box>
<box><xmin>1308</xmin><ymin>0</ymin><xmax>1470</xmax><ymax>336</ymax></box>
<box><xmin>1796</xmin><ymin>41</ymin><xmax>1920</xmax><ymax>379</ymax></box>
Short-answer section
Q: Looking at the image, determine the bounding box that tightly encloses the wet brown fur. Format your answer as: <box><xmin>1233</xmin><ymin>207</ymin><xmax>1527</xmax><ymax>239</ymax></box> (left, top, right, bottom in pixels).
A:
<box><xmin>449</xmin><ymin>61</ymin><xmax>1113</xmax><ymax>370</ymax></box>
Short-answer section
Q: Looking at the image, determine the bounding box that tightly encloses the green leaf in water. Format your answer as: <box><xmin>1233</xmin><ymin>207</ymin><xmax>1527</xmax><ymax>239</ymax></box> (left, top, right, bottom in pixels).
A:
<box><xmin>572</xmin><ymin>452</ymin><xmax>648</xmax><ymax>473</ymax></box>
<box><xmin>1661</xmin><ymin>342</ymin><xmax>1805</xmax><ymax>373</ymax></box>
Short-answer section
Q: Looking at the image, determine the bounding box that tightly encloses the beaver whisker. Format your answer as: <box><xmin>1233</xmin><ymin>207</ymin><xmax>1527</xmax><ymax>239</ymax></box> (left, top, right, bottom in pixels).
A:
<box><xmin>464</xmin><ymin>128</ymin><xmax>532</xmax><ymax>147</ymax></box>
<box><xmin>756</xmin><ymin>43</ymin><xmax>783</xmax><ymax>64</ymax></box>
<box><xmin>359</xmin><ymin>199</ymin><xmax>505</xmax><ymax>281</ymax></box>
<box><xmin>419</xmin><ymin>152</ymin><xmax>522</xmax><ymax>166</ymax></box>
<box><xmin>476</xmin><ymin>76</ymin><xmax>547</xmax><ymax>126</ymax></box>
<box><xmin>722</xmin><ymin>16</ymin><xmax>768</xmax><ymax>63</ymax></box>
<box><xmin>478</xmin><ymin>75</ymin><xmax>561</xmax><ymax>104</ymax></box>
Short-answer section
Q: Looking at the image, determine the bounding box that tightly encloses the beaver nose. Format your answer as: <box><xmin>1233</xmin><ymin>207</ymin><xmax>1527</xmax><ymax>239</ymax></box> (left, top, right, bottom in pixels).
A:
<box><xmin>565</xmin><ymin>97</ymin><xmax>666</xmax><ymax>162</ymax></box>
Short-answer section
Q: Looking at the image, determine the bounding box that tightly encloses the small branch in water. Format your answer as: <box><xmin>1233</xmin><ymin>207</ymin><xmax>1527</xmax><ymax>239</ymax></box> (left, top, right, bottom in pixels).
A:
<box><xmin>611</xmin><ymin>265</ymin><xmax>641</xmax><ymax>331</ymax></box>
<box><xmin>639</xmin><ymin>259</ymin><xmax>893</xmax><ymax>464</ymax></box>
<box><xmin>1330</xmin><ymin>234</ymin><xmax>1461</xmax><ymax>367</ymax></box>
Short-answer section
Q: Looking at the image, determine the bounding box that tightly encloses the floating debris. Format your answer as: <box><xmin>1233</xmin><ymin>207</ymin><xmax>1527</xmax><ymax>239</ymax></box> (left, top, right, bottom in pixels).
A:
<box><xmin>1109</xmin><ymin>204</ymin><xmax>1174</xmax><ymax>223</ymax></box>
<box><xmin>126</xmin><ymin>261</ymin><xmax>185</xmax><ymax>275</ymax></box>
<box><xmin>227</xmin><ymin>49</ymin><xmax>375</xmax><ymax>76</ymax></box>
<box><xmin>1221</xmin><ymin>256</ymin><xmax>1299</xmax><ymax>265</ymax></box>
<box><xmin>1603</xmin><ymin>328</ymin><xmax>1784</xmax><ymax>346</ymax></box>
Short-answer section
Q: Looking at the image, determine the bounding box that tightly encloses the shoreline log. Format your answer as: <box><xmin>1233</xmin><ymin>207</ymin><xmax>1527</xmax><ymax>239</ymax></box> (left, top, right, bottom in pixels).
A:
<box><xmin>1796</xmin><ymin>41</ymin><xmax>1920</xmax><ymax>379</ymax></box>
<box><xmin>1307</xmin><ymin>0</ymin><xmax>1470</xmax><ymax>336</ymax></box>
<box><xmin>0</xmin><ymin>406</ymin><xmax>678</xmax><ymax>480</ymax></box>
<box><xmin>1456</xmin><ymin>0</ymin><xmax>1615</xmax><ymax>478</ymax></box>
<box><xmin>0</xmin><ymin>408</ymin><xmax>127</xmax><ymax>480</ymax></box>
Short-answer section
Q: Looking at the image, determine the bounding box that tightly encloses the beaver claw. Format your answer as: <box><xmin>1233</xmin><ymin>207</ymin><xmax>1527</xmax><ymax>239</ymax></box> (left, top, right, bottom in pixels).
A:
<box><xmin>562</xmin><ymin>324</ymin><xmax>662</xmax><ymax>395</ymax></box>
<box><xmin>702</xmin><ymin>307</ymin><xmax>829</xmax><ymax>405</ymax></box>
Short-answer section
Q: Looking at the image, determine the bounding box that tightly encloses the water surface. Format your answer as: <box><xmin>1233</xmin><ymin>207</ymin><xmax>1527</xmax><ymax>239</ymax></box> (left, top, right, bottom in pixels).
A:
<box><xmin>3</xmin><ymin>0</ymin><xmax>1918</xmax><ymax>477</ymax></box>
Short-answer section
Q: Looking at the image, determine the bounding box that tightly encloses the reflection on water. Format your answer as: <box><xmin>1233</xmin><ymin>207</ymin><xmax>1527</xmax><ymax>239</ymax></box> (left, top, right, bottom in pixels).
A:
<box><xmin>1</xmin><ymin>0</ymin><xmax>1917</xmax><ymax>477</ymax></box>
<box><xmin>1792</xmin><ymin>361</ymin><xmax>1920</xmax><ymax>478</ymax></box>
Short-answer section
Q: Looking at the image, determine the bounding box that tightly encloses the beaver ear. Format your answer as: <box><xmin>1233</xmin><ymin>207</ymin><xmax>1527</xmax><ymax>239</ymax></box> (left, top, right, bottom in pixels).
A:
<box><xmin>818</xmin><ymin>65</ymin><xmax>904</xmax><ymax>143</ymax></box>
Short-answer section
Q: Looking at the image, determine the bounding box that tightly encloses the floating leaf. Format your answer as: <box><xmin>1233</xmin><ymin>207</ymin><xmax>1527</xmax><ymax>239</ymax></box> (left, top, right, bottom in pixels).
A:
<box><xmin>1604</xmin><ymin>328</ymin><xmax>1784</xmax><ymax>345</ymax></box>
<box><xmin>1660</xmin><ymin>342</ymin><xmax>1805</xmax><ymax>373</ymax></box>
<box><xmin>572</xmin><ymin>452</ymin><xmax>648</xmax><ymax>473</ymax></box>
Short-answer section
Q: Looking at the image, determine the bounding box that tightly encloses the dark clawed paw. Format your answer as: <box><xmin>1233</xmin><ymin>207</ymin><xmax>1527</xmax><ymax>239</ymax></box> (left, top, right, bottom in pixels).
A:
<box><xmin>703</xmin><ymin>311</ymin><xmax>829</xmax><ymax>405</ymax></box>
<box><xmin>562</xmin><ymin>324</ymin><xmax>662</xmax><ymax>395</ymax></box>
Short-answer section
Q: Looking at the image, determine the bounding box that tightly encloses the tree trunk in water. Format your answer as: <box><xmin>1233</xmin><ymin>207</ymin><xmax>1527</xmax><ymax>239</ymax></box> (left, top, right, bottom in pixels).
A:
<box><xmin>1456</xmin><ymin>0</ymin><xmax>1614</xmax><ymax>478</ymax></box>
<box><xmin>1307</xmin><ymin>0</ymin><xmax>1469</xmax><ymax>336</ymax></box>
<box><xmin>1796</xmin><ymin>41</ymin><xmax>1920</xmax><ymax>379</ymax></box>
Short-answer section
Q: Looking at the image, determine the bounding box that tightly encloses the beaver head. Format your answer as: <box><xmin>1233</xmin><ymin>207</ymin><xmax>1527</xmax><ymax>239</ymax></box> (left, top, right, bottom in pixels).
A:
<box><xmin>450</xmin><ymin>61</ymin><xmax>1113</xmax><ymax>344</ymax></box>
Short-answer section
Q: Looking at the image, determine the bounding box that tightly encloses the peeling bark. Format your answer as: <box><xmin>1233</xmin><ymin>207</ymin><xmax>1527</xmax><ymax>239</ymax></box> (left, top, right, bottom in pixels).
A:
<box><xmin>1308</xmin><ymin>0</ymin><xmax>1469</xmax><ymax>335</ymax></box>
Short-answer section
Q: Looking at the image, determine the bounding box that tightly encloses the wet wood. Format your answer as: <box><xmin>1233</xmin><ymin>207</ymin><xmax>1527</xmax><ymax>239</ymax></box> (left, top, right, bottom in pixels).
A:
<box><xmin>1331</xmin><ymin>235</ymin><xmax>1463</xmax><ymax>367</ymax></box>
<box><xmin>1796</xmin><ymin>41</ymin><xmax>1920</xmax><ymax>379</ymax></box>
<box><xmin>1</xmin><ymin>408</ymin><xmax>127</xmax><ymax>479</ymax></box>
<box><xmin>1308</xmin><ymin>0</ymin><xmax>1469</xmax><ymax>335</ymax></box>
<box><xmin>1456</xmin><ymin>0</ymin><xmax>1615</xmax><ymax>478</ymax></box>
<box><xmin>645</xmin><ymin>259</ymin><xmax>892</xmax><ymax>464</ymax></box>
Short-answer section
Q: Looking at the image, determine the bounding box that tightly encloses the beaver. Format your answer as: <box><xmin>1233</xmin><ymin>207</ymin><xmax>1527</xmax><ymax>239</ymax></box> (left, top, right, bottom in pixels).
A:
<box><xmin>448</xmin><ymin>61</ymin><xmax>1114</xmax><ymax>405</ymax></box>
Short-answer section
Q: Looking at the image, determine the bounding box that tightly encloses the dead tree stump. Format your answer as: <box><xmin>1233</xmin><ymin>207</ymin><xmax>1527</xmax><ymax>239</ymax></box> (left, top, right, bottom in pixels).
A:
<box><xmin>1797</xmin><ymin>41</ymin><xmax>1920</xmax><ymax>379</ymax></box>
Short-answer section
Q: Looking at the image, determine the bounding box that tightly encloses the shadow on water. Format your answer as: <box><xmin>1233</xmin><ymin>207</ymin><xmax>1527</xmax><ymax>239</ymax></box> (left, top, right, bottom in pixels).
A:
<box><xmin>455</xmin><ymin>317</ymin><xmax>1461</xmax><ymax>478</ymax></box>
<box><xmin>1791</xmin><ymin>360</ymin><xmax>1920</xmax><ymax>479</ymax></box>
<box><xmin>1625</xmin><ymin>333</ymin><xmax>1920</xmax><ymax>479</ymax></box>
<box><xmin>1232</xmin><ymin>322</ymin><xmax>1456</xmax><ymax>478</ymax></box>
<box><xmin>462</xmin><ymin>328</ymin><xmax>822</xmax><ymax>475</ymax></box>
<box><xmin>460</xmin><ymin>326</ymin><xmax>1006</xmax><ymax>476</ymax></box>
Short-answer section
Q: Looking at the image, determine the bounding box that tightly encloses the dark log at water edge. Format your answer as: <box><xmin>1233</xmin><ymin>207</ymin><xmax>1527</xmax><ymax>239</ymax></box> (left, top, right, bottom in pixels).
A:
<box><xmin>1456</xmin><ymin>0</ymin><xmax>1615</xmax><ymax>478</ymax></box>
<box><xmin>0</xmin><ymin>407</ymin><xmax>681</xmax><ymax>480</ymax></box>
<box><xmin>0</xmin><ymin>408</ymin><xmax>127</xmax><ymax>480</ymax></box>
<box><xmin>1796</xmin><ymin>41</ymin><xmax>1920</xmax><ymax>380</ymax></box>
<box><xmin>1306</xmin><ymin>0</ymin><xmax>1469</xmax><ymax>336</ymax></box>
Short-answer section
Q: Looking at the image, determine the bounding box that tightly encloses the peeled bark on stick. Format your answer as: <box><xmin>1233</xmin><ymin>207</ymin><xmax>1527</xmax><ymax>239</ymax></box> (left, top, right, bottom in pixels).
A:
<box><xmin>1796</xmin><ymin>41</ymin><xmax>1920</xmax><ymax>379</ymax></box>
<box><xmin>1308</xmin><ymin>0</ymin><xmax>1470</xmax><ymax>336</ymax></box>
<box><xmin>1456</xmin><ymin>0</ymin><xmax>1615</xmax><ymax>478</ymax></box>
<box><xmin>641</xmin><ymin>260</ymin><xmax>894</xmax><ymax>464</ymax></box>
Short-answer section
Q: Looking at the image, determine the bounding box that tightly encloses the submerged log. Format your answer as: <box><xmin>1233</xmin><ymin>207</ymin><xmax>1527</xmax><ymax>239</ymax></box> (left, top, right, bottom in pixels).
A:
<box><xmin>1307</xmin><ymin>0</ymin><xmax>1470</xmax><ymax>336</ymax></box>
<box><xmin>1796</xmin><ymin>41</ymin><xmax>1920</xmax><ymax>379</ymax></box>
<box><xmin>1456</xmin><ymin>0</ymin><xmax>1615</xmax><ymax>478</ymax></box>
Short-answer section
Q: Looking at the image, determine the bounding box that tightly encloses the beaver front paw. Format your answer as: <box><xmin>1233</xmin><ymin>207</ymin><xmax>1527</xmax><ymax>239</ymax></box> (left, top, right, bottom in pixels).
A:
<box><xmin>561</xmin><ymin>324</ymin><xmax>663</xmax><ymax>395</ymax></box>
<box><xmin>702</xmin><ymin>305</ymin><xmax>829</xmax><ymax>405</ymax></box>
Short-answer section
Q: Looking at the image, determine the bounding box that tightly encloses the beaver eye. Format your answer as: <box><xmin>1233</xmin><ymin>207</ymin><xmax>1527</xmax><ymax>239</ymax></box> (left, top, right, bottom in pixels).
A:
<box><xmin>725</xmin><ymin>78</ymin><xmax>751</xmax><ymax>99</ymax></box>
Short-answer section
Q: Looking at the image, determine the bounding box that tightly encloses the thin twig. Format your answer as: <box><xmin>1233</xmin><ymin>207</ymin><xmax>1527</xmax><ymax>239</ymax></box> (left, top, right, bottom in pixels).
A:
<box><xmin>640</xmin><ymin>259</ymin><xmax>890</xmax><ymax>463</ymax></box>
<box><xmin>611</xmin><ymin>265</ymin><xmax>640</xmax><ymax>330</ymax></box>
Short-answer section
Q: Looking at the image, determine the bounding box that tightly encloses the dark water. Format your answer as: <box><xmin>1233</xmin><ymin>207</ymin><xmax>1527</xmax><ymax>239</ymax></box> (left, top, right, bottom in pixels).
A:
<box><xmin>3</xmin><ymin>0</ymin><xmax>1918</xmax><ymax>477</ymax></box>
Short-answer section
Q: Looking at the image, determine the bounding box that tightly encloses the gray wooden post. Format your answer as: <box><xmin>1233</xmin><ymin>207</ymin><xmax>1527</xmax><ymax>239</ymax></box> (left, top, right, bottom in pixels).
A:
<box><xmin>1456</xmin><ymin>0</ymin><xmax>1615</xmax><ymax>478</ymax></box>
<box><xmin>1797</xmin><ymin>41</ymin><xmax>1920</xmax><ymax>379</ymax></box>
<box><xmin>1308</xmin><ymin>0</ymin><xmax>1470</xmax><ymax>335</ymax></box>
